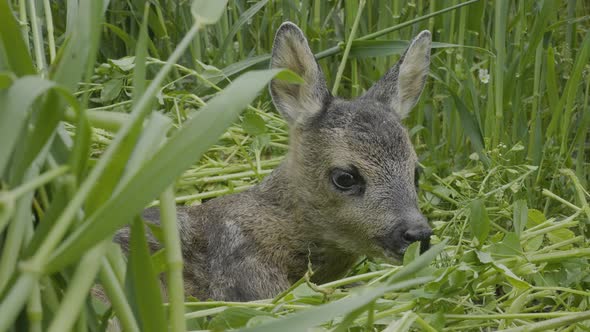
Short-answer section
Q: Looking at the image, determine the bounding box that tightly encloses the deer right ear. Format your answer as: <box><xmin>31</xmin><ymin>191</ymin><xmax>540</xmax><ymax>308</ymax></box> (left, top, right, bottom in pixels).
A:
<box><xmin>363</xmin><ymin>31</ymin><xmax>431</xmax><ymax>119</ymax></box>
<box><xmin>270</xmin><ymin>22</ymin><xmax>331</xmax><ymax>125</ymax></box>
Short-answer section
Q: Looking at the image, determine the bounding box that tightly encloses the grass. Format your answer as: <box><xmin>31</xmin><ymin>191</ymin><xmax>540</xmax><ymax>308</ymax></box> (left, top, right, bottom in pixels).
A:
<box><xmin>1</xmin><ymin>0</ymin><xmax>589</xmax><ymax>331</ymax></box>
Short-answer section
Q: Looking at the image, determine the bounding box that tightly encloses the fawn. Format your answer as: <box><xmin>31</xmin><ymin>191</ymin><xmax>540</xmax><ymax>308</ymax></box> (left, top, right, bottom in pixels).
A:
<box><xmin>116</xmin><ymin>22</ymin><xmax>433</xmax><ymax>301</ymax></box>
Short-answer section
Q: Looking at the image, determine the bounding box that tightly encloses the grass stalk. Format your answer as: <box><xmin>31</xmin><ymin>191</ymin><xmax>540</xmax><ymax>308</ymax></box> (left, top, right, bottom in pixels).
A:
<box><xmin>27</xmin><ymin>0</ymin><xmax>45</xmax><ymax>72</ymax></box>
<box><xmin>47</xmin><ymin>243</ymin><xmax>108</xmax><ymax>332</ymax></box>
<box><xmin>17</xmin><ymin>0</ymin><xmax>29</xmax><ymax>53</ymax></box>
<box><xmin>2</xmin><ymin>1</ymin><xmax>590</xmax><ymax>331</ymax></box>
<box><xmin>10</xmin><ymin>165</ymin><xmax>68</xmax><ymax>198</ymax></box>
<box><xmin>25</xmin><ymin>22</ymin><xmax>201</xmax><ymax>275</ymax></box>
<box><xmin>492</xmin><ymin>0</ymin><xmax>507</xmax><ymax>148</ymax></box>
<box><xmin>26</xmin><ymin>282</ymin><xmax>43</xmax><ymax>332</ymax></box>
<box><xmin>541</xmin><ymin>188</ymin><xmax>582</xmax><ymax>211</ymax></box>
<box><xmin>560</xmin><ymin>169</ymin><xmax>590</xmax><ymax>223</ymax></box>
<box><xmin>42</xmin><ymin>0</ymin><xmax>56</xmax><ymax>62</ymax></box>
<box><xmin>160</xmin><ymin>187</ymin><xmax>186</xmax><ymax>332</ymax></box>
<box><xmin>527</xmin><ymin>248</ymin><xmax>590</xmax><ymax>263</ymax></box>
<box><xmin>172</xmin><ymin>185</ymin><xmax>252</xmax><ymax>204</ymax></box>
<box><xmin>497</xmin><ymin>310</ymin><xmax>590</xmax><ymax>332</ymax></box>
<box><xmin>0</xmin><ymin>188</ymin><xmax>35</xmax><ymax>293</ymax></box>
<box><xmin>446</xmin><ymin>312</ymin><xmax>575</xmax><ymax>320</ymax></box>
<box><xmin>314</xmin><ymin>0</ymin><xmax>481</xmax><ymax>59</ymax></box>
<box><xmin>98</xmin><ymin>259</ymin><xmax>140</xmax><ymax>332</ymax></box>
<box><xmin>331</xmin><ymin>0</ymin><xmax>365</xmax><ymax>95</ymax></box>
<box><xmin>0</xmin><ymin>274</ymin><xmax>37</xmax><ymax>332</ymax></box>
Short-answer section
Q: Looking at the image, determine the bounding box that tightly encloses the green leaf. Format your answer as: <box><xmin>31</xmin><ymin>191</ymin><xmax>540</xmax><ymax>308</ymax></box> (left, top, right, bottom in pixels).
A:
<box><xmin>242</xmin><ymin>111</ymin><xmax>267</xmax><ymax>136</ymax></box>
<box><xmin>0</xmin><ymin>77</ymin><xmax>80</xmax><ymax>179</ymax></box>
<box><xmin>547</xmin><ymin>228</ymin><xmax>576</xmax><ymax>248</ymax></box>
<box><xmin>402</xmin><ymin>241</ymin><xmax>421</xmax><ymax>266</ymax></box>
<box><xmin>69</xmin><ymin>109</ymin><xmax>92</xmax><ymax>182</ymax></box>
<box><xmin>449</xmin><ymin>91</ymin><xmax>490</xmax><ymax>167</ymax></box>
<box><xmin>383</xmin><ymin>311</ymin><xmax>417</xmax><ymax>332</ymax></box>
<box><xmin>246</xmin><ymin>316</ymin><xmax>278</xmax><ymax>328</ymax></box>
<box><xmin>126</xmin><ymin>218</ymin><xmax>167</xmax><ymax>332</ymax></box>
<box><xmin>208</xmin><ymin>307</ymin><xmax>273</xmax><ymax>331</ymax></box>
<box><xmin>492</xmin><ymin>262</ymin><xmax>530</xmax><ymax>290</ymax></box>
<box><xmin>274</xmin><ymin>69</ymin><xmax>305</xmax><ymax>84</ymax></box>
<box><xmin>219</xmin><ymin>0</ymin><xmax>269</xmax><ymax>56</ymax></box>
<box><xmin>476</xmin><ymin>251</ymin><xmax>530</xmax><ymax>289</ymax></box>
<box><xmin>110</xmin><ymin>57</ymin><xmax>136</xmax><ymax>72</ymax></box>
<box><xmin>469</xmin><ymin>199</ymin><xmax>490</xmax><ymax>246</ymax></box>
<box><xmin>0</xmin><ymin>71</ymin><xmax>15</xmax><ymax>89</ymax></box>
<box><xmin>87</xmin><ymin>3</ymin><xmax>153</xmax><ymax>214</ymax></box>
<box><xmin>100</xmin><ymin>79</ymin><xmax>123</xmax><ymax>102</ymax></box>
<box><xmin>51</xmin><ymin>0</ymin><xmax>105</xmax><ymax>91</ymax></box>
<box><xmin>347</xmin><ymin>40</ymin><xmax>494</xmax><ymax>58</ymax></box>
<box><xmin>475</xmin><ymin>250</ymin><xmax>493</xmax><ymax>264</ymax></box>
<box><xmin>527</xmin><ymin>209</ymin><xmax>546</xmax><ymax>228</ymax></box>
<box><xmin>239</xmin><ymin>277</ymin><xmax>434</xmax><ymax>332</ymax></box>
<box><xmin>150</xmin><ymin>248</ymin><xmax>168</xmax><ymax>274</ymax></box>
<box><xmin>347</xmin><ymin>40</ymin><xmax>409</xmax><ymax>58</ymax></box>
<box><xmin>238</xmin><ymin>242</ymin><xmax>446</xmax><ymax>332</ymax></box>
<box><xmin>491</xmin><ymin>232</ymin><xmax>522</xmax><ymax>257</ymax></box>
<box><xmin>389</xmin><ymin>240</ymin><xmax>448</xmax><ymax>283</ymax></box>
<box><xmin>191</xmin><ymin>0</ymin><xmax>228</xmax><ymax>25</ymax></box>
<box><xmin>46</xmin><ymin>69</ymin><xmax>289</xmax><ymax>273</ymax></box>
<box><xmin>64</xmin><ymin>109</ymin><xmax>131</xmax><ymax>133</ymax></box>
<box><xmin>513</xmin><ymin>199</ymin><xmax>528</xmax><ymax>237</ymax></box>
<box><xmin>0</xmin><ymin>1</ymin><xmax>35</xmax><ymax>76</ymax></box>
<box><xmin>103</xmin><ymin>24</ymin><xmax>137</xmax><ymax>53</ymax></box>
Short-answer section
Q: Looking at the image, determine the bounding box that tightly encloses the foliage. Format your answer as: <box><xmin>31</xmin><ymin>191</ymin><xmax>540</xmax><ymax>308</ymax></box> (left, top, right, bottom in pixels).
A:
<box><xmin>1</xmin><ymin>0</ymin><xmax>589</xmax><ymax>331</ymax></box>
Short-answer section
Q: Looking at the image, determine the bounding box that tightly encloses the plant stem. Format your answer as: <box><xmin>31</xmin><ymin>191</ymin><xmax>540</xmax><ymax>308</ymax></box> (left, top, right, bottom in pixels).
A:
<box><xmin>98</xmin><ymin>259</ymin><xmax>140</xmax><ymax>332</ymax></box>
<box><xmin>173</xmin><ymin>184</ymin><xmax>252</xmax><ymax>204</ymax></box>
<box><xmin>332</xmin><ymin>0</ymin><xmax>365</xmax><ymax>95</ymax></box>
<box><xmin>0</xmin><ymin>274</ymin><xmax>37</xmax><ymax>332</ymax></box>
<box><xmin>528</xmin><ymin>248</ymin><xmax>590</xmax><ymax>263</ymax></box>
<box><xmin>314</xmin><ymin>0</ymin><xmax>481</xmax><ymax>59</ymax></box>
<box><xmin>26</xmin><ymin>282</ymin><xmax>43</xmax><ymax>332</ymax></box>
<box><xmin>542</xmin><ymin>189</ymin><xmax>582</xmax><ymax>211</ymax></box>
<box><xmin>27</xmin><ymin>0</ymin><xmax>45</xmax><ymax>72</ymax></box>
<box><xmin>29</xmin><ymin>22</ymin><xmax>202</xmax><ymax>275</ymax></box>
<box><xmin>42</xmin><ymin>0</ymin><xmax>56</xmax><ymax>62</ymax></box>
<box><xmin>492</xmin><ymin>0</ymin><xmax>507</xmax><ymax>148</ymax></box>
<box><xmin>17</xmin><ymin>0</ymin><xmax>30</xmax><ymax>53</ymax></box>
<box><xmin>10</xmin><ymin>165</ymin><xmax>69</xmax><ymax>198</ymax></box>
<box><xmin>496</xmin><ymin>310</ymin><xmax>590</xmax><ymax>332</ymax></box>
<box><xmin>160</xmin><ymin>187</ymin><xmax>186</xmax><ymax>332</ymax></box>
<box><xmin>47</xmin><ymin>243</ymin><xmax>108</xmax><ymax>332</ymax></box>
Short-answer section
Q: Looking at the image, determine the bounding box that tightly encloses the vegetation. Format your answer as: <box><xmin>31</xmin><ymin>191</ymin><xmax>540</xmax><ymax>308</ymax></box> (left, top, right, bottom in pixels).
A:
<box><xmin>1</xmin><ymin>0</ymin><xmax>589</xmax><ymax>331</ymax></box>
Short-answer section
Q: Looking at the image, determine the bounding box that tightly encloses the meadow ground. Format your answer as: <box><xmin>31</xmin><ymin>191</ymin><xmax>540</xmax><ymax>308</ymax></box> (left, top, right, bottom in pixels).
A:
<box><xmin>0</xmin><ymin>0</ymin><xmax>589</xmax><ymax>331</ymax></box>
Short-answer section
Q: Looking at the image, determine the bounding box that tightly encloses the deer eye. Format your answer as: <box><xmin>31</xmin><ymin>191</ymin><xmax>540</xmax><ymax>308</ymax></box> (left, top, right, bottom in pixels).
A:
<box><xmin>330</xmin><ymin>168</ymin><xmax>362</xmax><ymax>191</ymax></box>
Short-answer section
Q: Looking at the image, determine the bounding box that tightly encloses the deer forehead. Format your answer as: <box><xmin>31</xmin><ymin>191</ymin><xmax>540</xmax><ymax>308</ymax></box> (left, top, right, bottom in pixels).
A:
<box><xmin>300</xmin><ymin>99</ymin><xmax>417</xmax><ymax>172</ymax></box>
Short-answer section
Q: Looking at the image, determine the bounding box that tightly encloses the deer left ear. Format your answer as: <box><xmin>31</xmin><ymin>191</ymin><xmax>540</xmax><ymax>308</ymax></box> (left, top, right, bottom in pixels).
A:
<box><xmin>269</xmin><ymin>22</ymin><xmax>331</xmax><ymax>126</ymax></box>
<box><xmin>363</xmin><ymin>31</ymin><xmax>431</xmax><ymax>118</ymax></box>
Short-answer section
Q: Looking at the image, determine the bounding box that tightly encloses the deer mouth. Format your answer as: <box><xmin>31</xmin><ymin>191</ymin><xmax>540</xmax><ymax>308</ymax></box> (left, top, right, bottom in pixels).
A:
<box><xmin>374</xmin><ymin>229</ymin><xmax>431</xmax><ymax>263</ymax></box>
<box><xmin>379</xmin><ymin>249</ymin><xmax>404</xmax><ymax>264</ymax></box>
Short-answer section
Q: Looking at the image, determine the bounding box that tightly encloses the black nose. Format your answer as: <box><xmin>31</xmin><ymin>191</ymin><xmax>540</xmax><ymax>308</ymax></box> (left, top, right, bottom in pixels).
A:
<box><xmin>402</xmin><ymin>227</ymin><xmax>433</xmax><ymax>243</ymax></box>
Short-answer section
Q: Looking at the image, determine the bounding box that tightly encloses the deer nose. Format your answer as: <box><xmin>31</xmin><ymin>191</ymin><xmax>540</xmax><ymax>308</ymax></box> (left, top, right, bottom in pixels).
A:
<box><xmin>402</xmin><ymin>227</ymin><xmax>432</xmax><ymax>243</ymax></box>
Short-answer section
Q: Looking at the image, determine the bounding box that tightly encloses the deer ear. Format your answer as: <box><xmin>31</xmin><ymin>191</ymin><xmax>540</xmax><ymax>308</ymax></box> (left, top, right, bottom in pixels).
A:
<box><xmin>269</xmin><ymin>22</ymin><xmax>331</xmax><ymax>125</ymax></box>
<box><xmin>363</xmin><ymin>31</ymin><xmax>431</xmax><ymax>118</ymax></box>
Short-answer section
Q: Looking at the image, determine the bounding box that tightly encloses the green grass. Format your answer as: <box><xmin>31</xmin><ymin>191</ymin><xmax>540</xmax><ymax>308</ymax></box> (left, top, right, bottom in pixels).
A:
<box><xmin>1</xmin><ymin>0</ymin><xmax>590</xmax><ymax>331</ymax></box>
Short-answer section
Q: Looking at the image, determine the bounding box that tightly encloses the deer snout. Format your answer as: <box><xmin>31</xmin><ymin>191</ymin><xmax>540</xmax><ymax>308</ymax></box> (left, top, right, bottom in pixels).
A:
<box><xmin>401</xmin><ymin>214</ymin><xmax>432</xmax><ymax>253</ymax></box>
<box><xmin>375</xmin><ymin>212</ymin><xmax>433</xmax><ymax>259</ymax></box>
<box><xmin>402</xmin><ymin>225</ymin><xmax>432</xmax><ymax>243</ymax></box>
